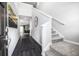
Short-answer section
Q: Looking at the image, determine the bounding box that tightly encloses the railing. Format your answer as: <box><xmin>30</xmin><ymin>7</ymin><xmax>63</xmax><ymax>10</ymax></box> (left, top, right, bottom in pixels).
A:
<box><xmin>52</xmin><ymin>18</ymin><xmax>64</xmax><ymax>25</ymax></box>
<box><xmin>33</xmin><ymin>8</ymin><xmax>52</xmax><ymax>19</ymax></box>
<box><xmin>34</xmin><ymin>8</ymin><xmax>65</xmax><ymax>25</ymax></box>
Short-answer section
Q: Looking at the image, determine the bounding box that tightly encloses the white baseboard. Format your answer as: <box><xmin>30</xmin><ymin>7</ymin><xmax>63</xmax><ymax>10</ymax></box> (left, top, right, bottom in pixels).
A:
<box><xmin>64</xmin><ymin>39</ymin><xmax>79</xmax><ymax>45</ymax></box>
<box><xmin>41</xmin><ymin>42</ymin><xmax>52</xmax><ymax>56</ymax></box>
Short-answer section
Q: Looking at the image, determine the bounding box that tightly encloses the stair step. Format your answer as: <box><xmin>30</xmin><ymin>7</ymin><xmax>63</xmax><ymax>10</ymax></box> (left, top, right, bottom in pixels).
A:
<box><xmin>52</xmin><ymin>34</ymin><xmax>59</xmax><ymax>37</ymax></box>
<box><xmin>45</xmin><ymin>48</ymin><xmax>64</xmax><ymax>56</ymax></box>
<box><xmin>51</xmin><ymin>41</ymin><xmax>79</xmax><ymax>56</ymax></box>
<box><xmin>52</xmin><ymin>31</ymin><xmax>56</xmax><ymax>34</ymax></box>
<box><xmin>52</xmin><ymin>37</ymin><xmax>63</xmax><ymax>43</ymax></box>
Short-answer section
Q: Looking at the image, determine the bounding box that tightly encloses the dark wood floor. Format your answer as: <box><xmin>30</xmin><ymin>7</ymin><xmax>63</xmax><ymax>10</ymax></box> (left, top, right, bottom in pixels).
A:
<box><xmin>12</xmin><ymin>35</ymin><xmax>42</xmax><ymax>56</ymax></box>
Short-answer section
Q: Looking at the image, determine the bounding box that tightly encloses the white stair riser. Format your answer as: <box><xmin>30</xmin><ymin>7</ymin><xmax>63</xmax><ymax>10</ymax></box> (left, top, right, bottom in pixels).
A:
<box><xmin>52</xmin><ymin>34</ymin><xmax>59</xmax><ymax>37</ymax></box>
<box><xmin>52</xmin><ymin>38</ymin><xmax>63</xmax><ymax>43</ymax></box>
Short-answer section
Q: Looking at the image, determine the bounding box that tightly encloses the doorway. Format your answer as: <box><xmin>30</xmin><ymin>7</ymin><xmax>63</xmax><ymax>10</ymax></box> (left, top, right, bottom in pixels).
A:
<box><xmin>0</xmin><ymin>2</ymin><xmax>8</xmax><ymax>56</ymax></box>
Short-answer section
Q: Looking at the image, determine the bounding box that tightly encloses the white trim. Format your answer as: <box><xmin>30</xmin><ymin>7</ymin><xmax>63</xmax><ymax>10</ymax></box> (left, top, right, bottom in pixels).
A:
<box><xmin>64</xmin><ymin>39</ymin><xmax>79</xmax><ymax>45</ymax></box>
<box><xmin>32</xmin><ymin>36</ymin><xmax>41</xmax><ymax>46</ymax></box>
<box><xmin>44</xmin><ymin>41</ymin><xmax>51</xmax><ymax>52</ymax></box>
<box><xmin>41</xmin><ymin>42</ymin><xmax>51</xmax><ymax>56</ymax></box>
<box><xmin>52</xmin><ymin>18</ymin><xmax>65</xmax><ymax>25</ymax></box>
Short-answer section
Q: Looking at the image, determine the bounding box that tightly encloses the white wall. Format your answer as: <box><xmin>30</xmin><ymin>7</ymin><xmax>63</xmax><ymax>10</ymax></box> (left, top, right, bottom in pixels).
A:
<box><xmin>7</xmin><ymin>3</ymin><xmax>20</xmax><ymax>56</ymax></box>
<box><xmin>8</xmin><ymin>27</ymin><xmax>20</xmax><ymax>56</ymax></box>
<box><xmin>37</xmin><ymin>2</ymin><xmax>79</xmax><ymax>43</ymax></box>
<box><xmin>30</xmin><ymin>8</ymin><xmax>51</xmax><ymax>45</ymax></box>
<box><xmin>19</xmin><ymin>16</ymin><xmax>31</xmax><ymax>25</ymax></box>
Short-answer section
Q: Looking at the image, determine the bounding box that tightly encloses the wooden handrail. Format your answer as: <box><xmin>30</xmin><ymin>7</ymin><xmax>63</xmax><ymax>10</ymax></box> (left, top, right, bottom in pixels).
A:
<box><xmin>33</xmin><ymin>8</ymin><xmax>52</xmax><ymax>19</ymax></box>
<box><xmin>52</xmin><ymin>18</ymin><xmax>64</xmax><ymax>25</ymax></box>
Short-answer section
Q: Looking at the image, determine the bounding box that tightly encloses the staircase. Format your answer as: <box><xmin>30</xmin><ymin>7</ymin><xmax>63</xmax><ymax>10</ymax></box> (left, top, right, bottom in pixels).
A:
<box><xmin>45</xmin><ymin>28</ymin><xmax>79</xmax><ymax>56</ymax></box>
<box><xmin>33</xmin><ymin>8</ymin><xmax>79</xmax><ymax>56</ymax></box>
<box><xmin>51</xmin><ymin>28</ymin><xmax>63</xmax><ymax>43</ymax></box>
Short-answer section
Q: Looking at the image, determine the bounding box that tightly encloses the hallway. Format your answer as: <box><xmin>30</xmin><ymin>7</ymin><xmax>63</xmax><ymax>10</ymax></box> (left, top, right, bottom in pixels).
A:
<box><xmin>12</xmin><ymin>35</ymin><xmax>42</xmax><ymax>56</ymax></box>
<box><xmin>6</xmin><ymin>2</ymin><xmax>79</xmax><ymax>56</ymax></box>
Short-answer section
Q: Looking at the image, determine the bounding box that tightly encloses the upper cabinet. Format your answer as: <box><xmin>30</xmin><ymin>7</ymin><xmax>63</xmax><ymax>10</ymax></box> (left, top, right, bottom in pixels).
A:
<box><xmin>7</xmin><ymin>3</ymin><xmax>18</xmax><ymax>28</ymax></box>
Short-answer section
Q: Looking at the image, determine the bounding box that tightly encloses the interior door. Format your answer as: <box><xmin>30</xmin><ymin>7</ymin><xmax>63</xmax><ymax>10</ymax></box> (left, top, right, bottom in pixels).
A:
<box><xmin>0</xmin><ymin>4</ymin><xmax>4</xmax><ymax>35</ymax></box>
<box><xmin>0</xmin><ymin>2</ymin><xmax>7</xmax><ymax>56</ymax></box>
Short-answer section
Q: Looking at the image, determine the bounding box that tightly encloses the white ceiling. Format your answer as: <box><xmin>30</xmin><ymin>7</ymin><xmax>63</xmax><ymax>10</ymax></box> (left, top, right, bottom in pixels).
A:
<box><xmin>23</xmin><ymin>2</ymin><xmax>37</xmax><ymax>8</ymax></box>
